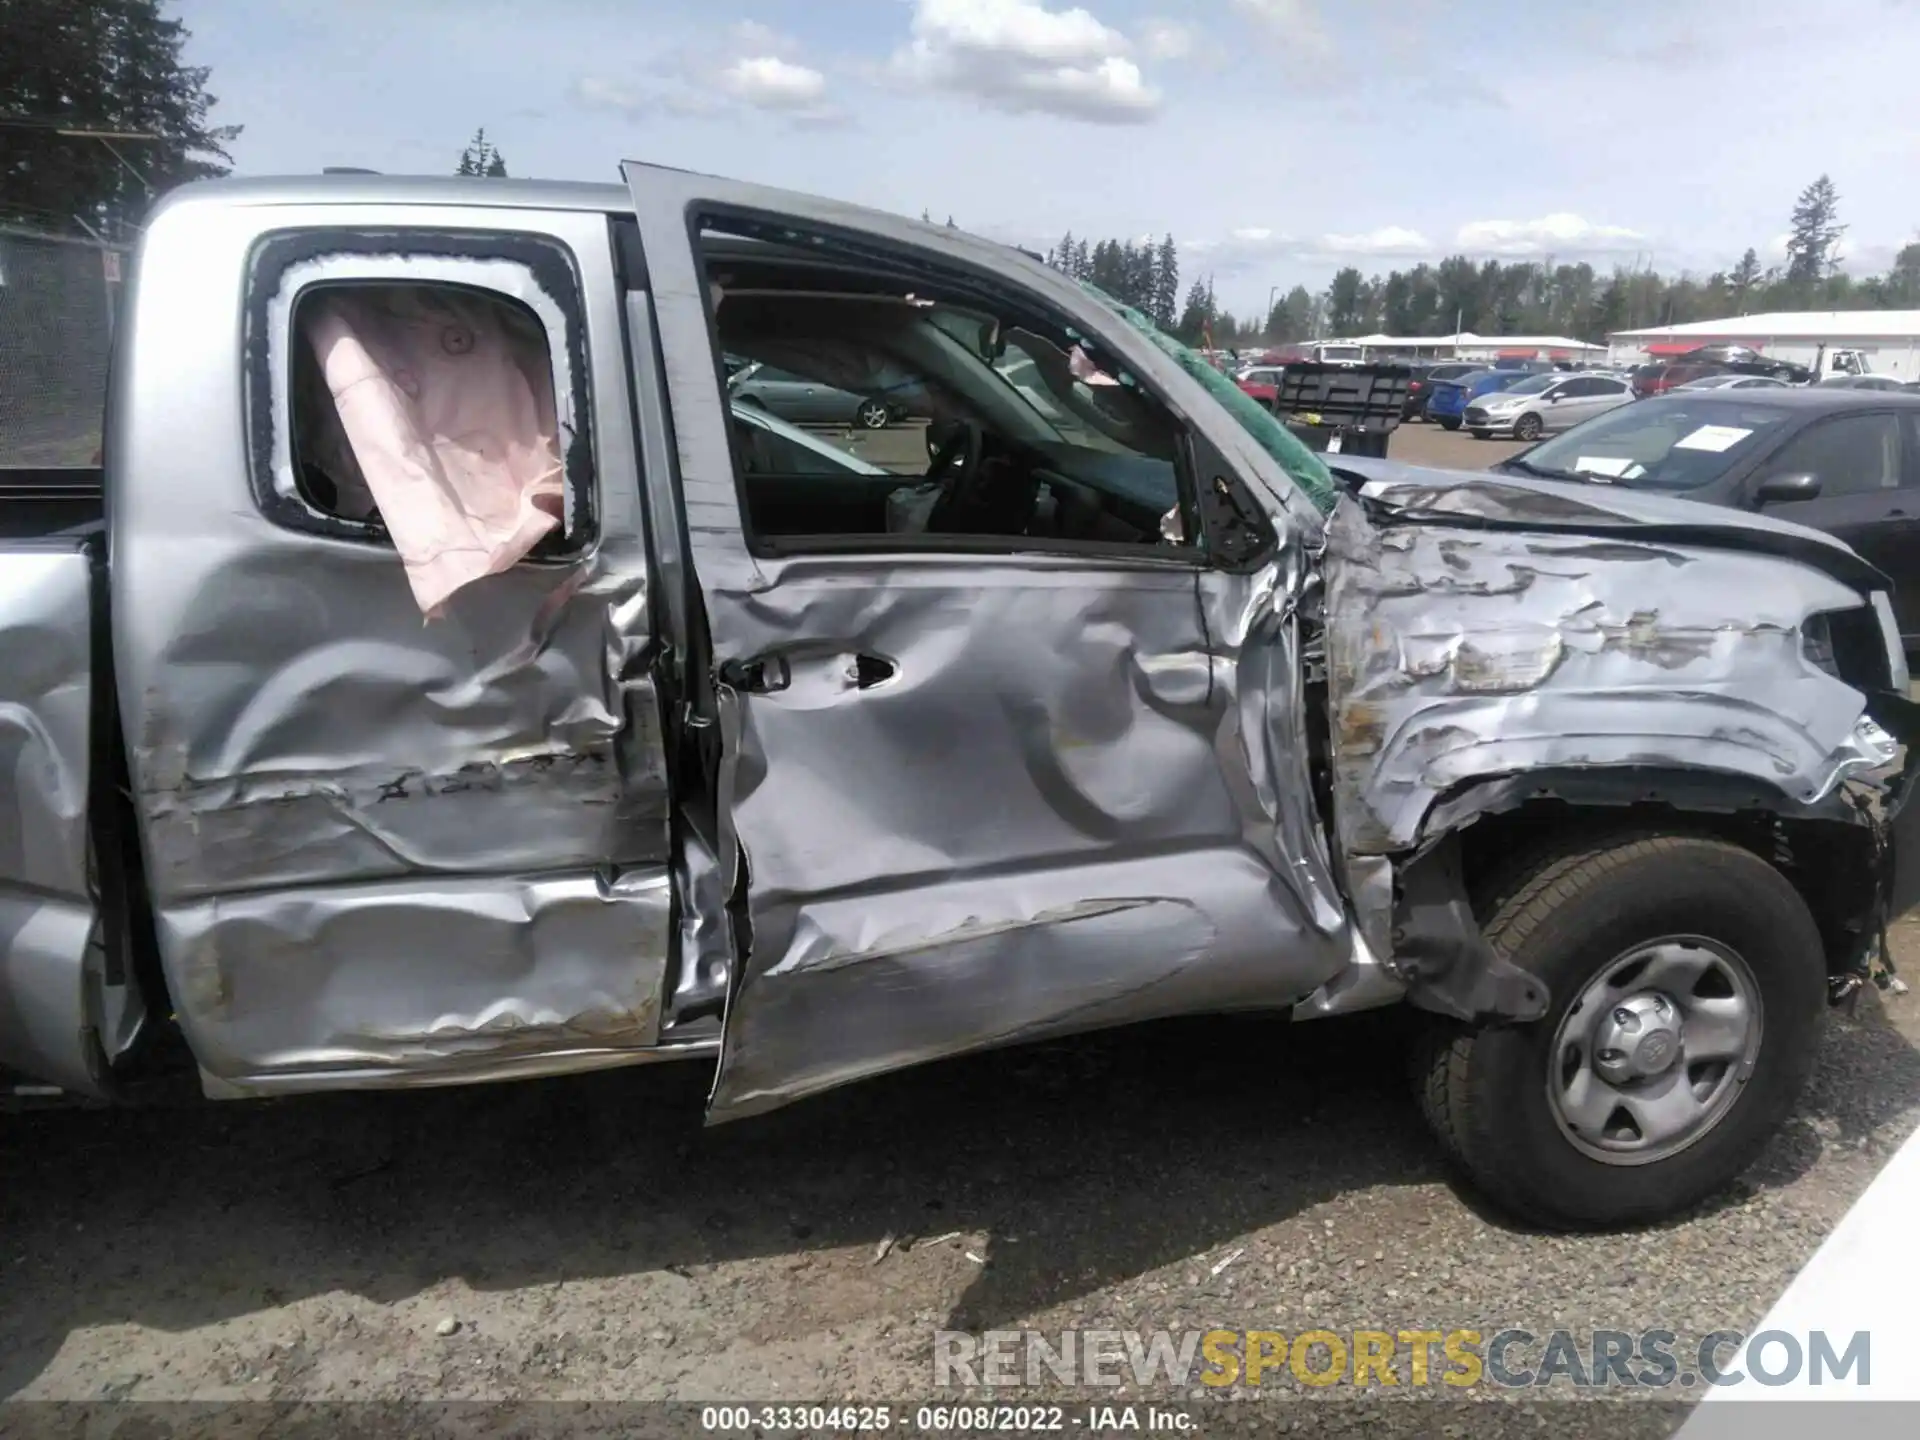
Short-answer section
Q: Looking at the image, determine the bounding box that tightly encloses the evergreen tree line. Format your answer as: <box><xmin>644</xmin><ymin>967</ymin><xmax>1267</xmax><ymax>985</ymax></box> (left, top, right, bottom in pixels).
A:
<box><xmin>1045</xmin><ymin>232</ymin><xmax>1184</xmax><ymax>334</ymax></box>
<box><xmin>1052</xmin><ymin>176</ymin><xmax>1920</xmax><ymax>348</ymax></box>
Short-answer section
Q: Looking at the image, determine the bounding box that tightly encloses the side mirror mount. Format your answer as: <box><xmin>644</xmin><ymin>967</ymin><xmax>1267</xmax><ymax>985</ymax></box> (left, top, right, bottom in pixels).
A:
<box><xmin>1754</xmin><ymin>471</ymin><xmax>1822</xmax><ymax>505</ymax></box>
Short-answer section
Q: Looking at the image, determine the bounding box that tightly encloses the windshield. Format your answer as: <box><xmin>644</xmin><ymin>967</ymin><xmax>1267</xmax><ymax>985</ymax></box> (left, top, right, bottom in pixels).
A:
<box><xmin>1503</xmin><ymin>397</ymin><xmax>1794</xmax><ymax>490</ymax></box>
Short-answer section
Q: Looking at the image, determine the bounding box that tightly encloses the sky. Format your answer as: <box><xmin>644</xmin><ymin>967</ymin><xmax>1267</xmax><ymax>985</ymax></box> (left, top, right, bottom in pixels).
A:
<box><xmin>172</xmin><ymin>0</ymin><xmax>1920</xmax><ymax>318</ymax></box>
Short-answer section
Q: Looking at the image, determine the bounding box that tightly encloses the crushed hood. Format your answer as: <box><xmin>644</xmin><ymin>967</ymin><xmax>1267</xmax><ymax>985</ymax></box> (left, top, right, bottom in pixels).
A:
<box><xmin>1328</xmin><ymin>456</ymin><xmax>1891</xmax><ymax>595</ymax></box>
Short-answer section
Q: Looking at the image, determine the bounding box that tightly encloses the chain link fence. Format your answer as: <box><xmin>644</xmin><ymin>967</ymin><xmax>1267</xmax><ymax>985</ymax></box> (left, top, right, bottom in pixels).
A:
<box><xmin>0</xmin><ymin>225</ymin><xmax>128</xmax><ymax>468</ymax></box>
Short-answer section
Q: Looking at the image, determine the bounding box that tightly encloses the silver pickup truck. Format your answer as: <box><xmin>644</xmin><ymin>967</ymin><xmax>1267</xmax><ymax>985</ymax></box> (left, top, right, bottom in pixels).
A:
<box><xmin>5</xmin><ymin>163</ymin><xmax>1919</xmax><ymax>1231</ymax></box>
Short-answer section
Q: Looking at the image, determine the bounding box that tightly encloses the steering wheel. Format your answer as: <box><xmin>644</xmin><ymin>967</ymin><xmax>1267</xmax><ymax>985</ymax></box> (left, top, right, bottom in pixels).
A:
<box><xmin>925</xmin><ymin>419</ymin><xmax>983</xmax><ymax>490</ymax></box>
<box><xmin>921</xmin><ymin>420</ymin><xmax>986</xmax><ymax>529</ymax></box>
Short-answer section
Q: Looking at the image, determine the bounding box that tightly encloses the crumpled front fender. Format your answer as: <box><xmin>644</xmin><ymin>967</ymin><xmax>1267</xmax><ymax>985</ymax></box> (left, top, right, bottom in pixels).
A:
<box><xmin>1320</xmin><ymin>495</ymin><xmax>1904</xmax><ymax>1021</ymax></box>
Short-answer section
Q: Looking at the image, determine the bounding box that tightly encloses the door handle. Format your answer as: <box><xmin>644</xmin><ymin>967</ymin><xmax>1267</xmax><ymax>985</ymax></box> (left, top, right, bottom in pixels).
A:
<box><xmin>850</xmin><ymin>653</ymin><xmax>895</xmax><ymax>688</ymax></box>
<box><xmin>718</xmin><ymin>653</ymin><xmax>893</xmax><ymax>694</ymax></box>
<box><xmin>718</xmin><ymin>654</ymin><xmax>791</xmax><ymax>694</ymax></box>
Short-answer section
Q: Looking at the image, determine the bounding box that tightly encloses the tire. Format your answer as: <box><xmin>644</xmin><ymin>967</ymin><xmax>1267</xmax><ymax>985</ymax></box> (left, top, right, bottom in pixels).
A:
<box><xmin>1438</xmin><ymin>417</ymin><xmax>1461</xmax><ymax>431</ymax></box>
<box><xmin>856</xmin><ymin>398</ymin><xmax>891</xmax><ymax>430</ymax></box>
<box><xmin>1469</xmin><ymin>430</ymin><xmax>1490</xmax><ymax>440</ymax></box>
<box><xmin>1413</xmin><ymin>834</ymin><xmax>1825</xmax><ymax>1230</ymax></box>
<box><xmin>1514</xmin><ymin>413</ymin><xmax>1544</xmax><ymax>441</ymax></box>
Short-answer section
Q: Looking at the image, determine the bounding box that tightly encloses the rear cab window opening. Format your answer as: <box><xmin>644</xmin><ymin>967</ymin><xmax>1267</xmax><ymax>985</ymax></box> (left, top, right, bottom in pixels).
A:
<box><xmin>247</xmin><ymin>234</ymin><xmax>598</xmax><ymax>612</ymax></box>
<box><xmin>692</xmin><ymin>213</ymin><xmax>1205</xmax><ymax>559</ymax></box>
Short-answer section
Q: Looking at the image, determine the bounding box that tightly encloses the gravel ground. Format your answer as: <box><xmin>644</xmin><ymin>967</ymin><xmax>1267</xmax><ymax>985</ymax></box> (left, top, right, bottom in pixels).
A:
<box><xmin>6</xmin><ymin>421</ymin><xmax>1915</xmax><ymax>1437</ymax></box>
<box><xmin>5</xmin><ymin>922</ymin><xmax>1919</xmax><ymax>1430</ymax></box>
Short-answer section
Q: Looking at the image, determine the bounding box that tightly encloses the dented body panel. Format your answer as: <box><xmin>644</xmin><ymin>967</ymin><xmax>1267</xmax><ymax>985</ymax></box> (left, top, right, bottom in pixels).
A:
<box><xmin>1325</xmin><ymin>496</ymin><xmax>1882</xmax><ymax>857</ymax></box>
<box><xmin>0</xmin><ymin>541</ymin><xmax>123</xmax><ymax>1094</ymax></box>
<box><xmin>3</xmin><ymin>171</ymin><xmax>1918</xmax><ymax>1120</ymax></box>
<box><xmin>623</xmin><ymin>162</ymin><xmax>1349</xmax><ymax>1119</ymax></box>
<box><xmin>104</xmin><ymin>190</ymin><xmax>676</xmax><ymax>1091</ymax></box>
<box><xmin>1319</xmin><ymin>461</ymin><xmax>1911</xmax><ymax>1011</ymax></box>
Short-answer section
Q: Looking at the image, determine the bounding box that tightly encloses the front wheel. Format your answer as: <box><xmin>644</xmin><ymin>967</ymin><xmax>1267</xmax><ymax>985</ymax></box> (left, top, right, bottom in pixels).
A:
<box><xmin>1437</xmin><ymin>417</ymin><xmax>1461</xmax><ymax>431</ymax></box>
<box><xmin>1469</xmin><ymin>430</ymin><xmax>1490</xmax><ymax>440</ymax></box>
<box><xmin>1514</xmin><ymin>413</ymin><xmax>1544</xmax><ymax>441</ymax></box>
<box><xmin>856</xmin><ymin>398</ymin><xmax>891</xmax><ymax>429</ymax></box>
<box><xmin>1414</xmin><ymin>834</ymin><xmax>1825</xmax><ymax>1230</ymax></box>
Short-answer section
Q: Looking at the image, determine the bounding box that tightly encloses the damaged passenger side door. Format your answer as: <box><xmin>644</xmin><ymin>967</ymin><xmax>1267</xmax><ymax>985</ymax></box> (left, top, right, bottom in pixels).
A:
<box><xmin>624</xmin><ymin>162</ymin><xmax>1353</xmax><ymax>1121</ymax></box>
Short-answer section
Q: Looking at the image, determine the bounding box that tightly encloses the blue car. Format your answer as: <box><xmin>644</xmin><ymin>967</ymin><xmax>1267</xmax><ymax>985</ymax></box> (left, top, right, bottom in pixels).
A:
<box><xmin>1424</xmin><ymin>369</ymin><xmax>1533</xmax><ymax>430</ymax></box>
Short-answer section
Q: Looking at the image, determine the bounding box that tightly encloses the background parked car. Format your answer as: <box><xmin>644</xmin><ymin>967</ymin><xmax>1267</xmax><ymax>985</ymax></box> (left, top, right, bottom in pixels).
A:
<box><xmin>1465</xmin><ymin>371</ymin><xmax>1635</xmax><ymax>440</ymax></box>
<box><xmin>1676</xmin><ymin>342</ymin><xmax>1815</xmax><ymax>385</ymax></box>
<box><xmin>1403</xmin><ymin>361</ymin><xmax>1479</xmax><ymax>421</ymax></box>
<box><xmin>1820</xmin><ymin>374</ymin><xmax>1911</xmax><ymax>392</ymax></box>
<box><xmin>1630</xmin><ymin>361</ymin><xmax>1725</xmax><ymax>398</ymax></box>
<box><xmin>1675</xmin><ymin>373</ymin><xmax>1791</xmax><ymax>391</ymax></box>
<box><xmin>1235</xmin><ymin>365</ymin><xmax>1288</xmax><ymax>410</ymax></box>
<box><xmin>729</xmin><ymin>397</ymin><xmax>890</xmax><ymax>476</ymax></box>
<box><xmin>729</xmin><ymin>360</ymin><xmax>904</xmax><ymax>428</ymax></box>
<box><xmin>1425</xmin><ymin>368</ymin><xmax>1531</xmax><ymax>430</ymax></box>
<box><xmin>1491</xmin><ymin>388</ymin><xmax>1920</xmax><ymax>651</ymax></box>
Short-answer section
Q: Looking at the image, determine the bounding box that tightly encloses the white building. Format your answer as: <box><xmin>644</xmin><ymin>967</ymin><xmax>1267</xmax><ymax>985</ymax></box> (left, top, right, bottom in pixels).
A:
<box><xmin>1330</xmin><ymin>332</ymin><xmax>1607</xmax><ymax>363</ymax></box>
<box><xmin>1608</xmin><ymin>311</ymin><xmax>1920</xmax><ymax>381</ymax></box>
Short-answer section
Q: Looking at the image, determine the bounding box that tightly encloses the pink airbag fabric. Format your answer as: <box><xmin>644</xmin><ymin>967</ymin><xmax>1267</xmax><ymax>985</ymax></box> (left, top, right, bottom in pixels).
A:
<box><xmin>303</xmin><ymin>287</ymin><xmax>565</xmax><ymax>616</ymax></box>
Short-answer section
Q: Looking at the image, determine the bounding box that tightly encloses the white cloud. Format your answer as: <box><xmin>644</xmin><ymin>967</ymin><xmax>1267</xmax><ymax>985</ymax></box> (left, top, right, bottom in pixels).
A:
<box><xmin>721</xmin><ymin>56</ymin><xmax>827</xmax><ymax>109</ymax></box>
<box><xmin>914</xmin><ymin>0</ymin><xmax>1127</xmax><ymax>62</ymax></box>
<box><xmin>1138</xmin><ymin>19</ymin><xmax>1195</xmax><ymax>60</ymax></box>
<box><xmin>574</xmin><ymin>28</ymin><xmax>841</xmax><ymax>126</ymax></box>
<box><xmin>1321</xmin><ymin>225</ymin><xmax>1432</xmax><ymax>255</ymax></box>
<box><xmin>893</xmin><ymin>0</ymin><xmax>1163</xmax><ymax>123</ymax></box>
<box><xmin>1455</xmin><ymin>213</ymin><xmax>1647</xmax><ymax>256</ymax></box>
<box><xmin>727</xmin><ymin>20</ymin><xmax>794</xmax><ymax>53</ymax></box>
<box><xmin>1231</xmin><ymin>0</ymin><xmax>1334</xmax><ymax>56</ymax></box>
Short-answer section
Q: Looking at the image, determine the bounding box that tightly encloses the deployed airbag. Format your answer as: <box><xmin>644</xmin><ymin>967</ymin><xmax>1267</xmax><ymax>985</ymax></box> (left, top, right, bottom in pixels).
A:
<box><xmin>302</xmin><ymin>286</ymin><xmax>564</xmax><ymax>616</ymax></box>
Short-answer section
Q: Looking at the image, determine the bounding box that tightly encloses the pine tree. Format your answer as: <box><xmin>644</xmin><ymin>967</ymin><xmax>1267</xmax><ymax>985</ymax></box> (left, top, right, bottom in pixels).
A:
<box><xmin>1325</xmin><ymin>267</ymin><xmax>1366</xmax><ymax>335</ymax></box>
<box><xmin>1785</xmin><ymin>175</ymin><xmax>1845</xmax><ymax>285</ymax></box>
<box><xmin>1152</xmin><ymin>234</ymin><xmax>1179</xmax><ymax>329</ymax></box>
<box><xmin>1</xmin><ymin>0</ymin><xmax>240</xmax><ymax>237</ymax></box>
<box><xmin>1175</xmin><ymin>278</ymin><xmax>1212</xmax><ymax>344</ymax></box>
<box><xmin>1730</xmin><ymin>248</ymin><xmax>1762</xmax><ymax>296</ymax></box>
<box><xmin>456</xmin><ymin>127</ymin><xmax>508</xmax><ymax>178</ymax></box>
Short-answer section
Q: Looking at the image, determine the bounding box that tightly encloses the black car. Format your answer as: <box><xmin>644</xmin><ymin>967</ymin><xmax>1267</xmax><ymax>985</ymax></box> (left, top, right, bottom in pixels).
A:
<box><xmin>1491</xmin><ymin>388</ymin><xmax>1920</xmax><ymax>651</ymax></box>
<box><xmin>1403</xmin><ymin>361</ymin><xmax>1479</xmax><ymax>421</ymax></box>
<box><xmin>1676</xmin><ymin>343</ymin><xmax>1813</xmax><ymax>385</ymax></box>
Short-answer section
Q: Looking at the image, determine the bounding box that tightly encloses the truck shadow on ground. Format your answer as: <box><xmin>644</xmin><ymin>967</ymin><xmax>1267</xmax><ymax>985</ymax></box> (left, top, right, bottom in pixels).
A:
<box><xmin>4</xmin><ymin>1006</ymin><xmax>1919</xmax><ymax>1397</ymax></box>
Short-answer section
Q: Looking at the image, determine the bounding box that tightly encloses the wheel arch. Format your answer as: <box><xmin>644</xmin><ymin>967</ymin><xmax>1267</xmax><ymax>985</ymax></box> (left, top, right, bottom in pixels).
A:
<box><xmin>1427</xmin><ymin>766</ymin><xmax>1886</xmax><ymax>985</ymax></box>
